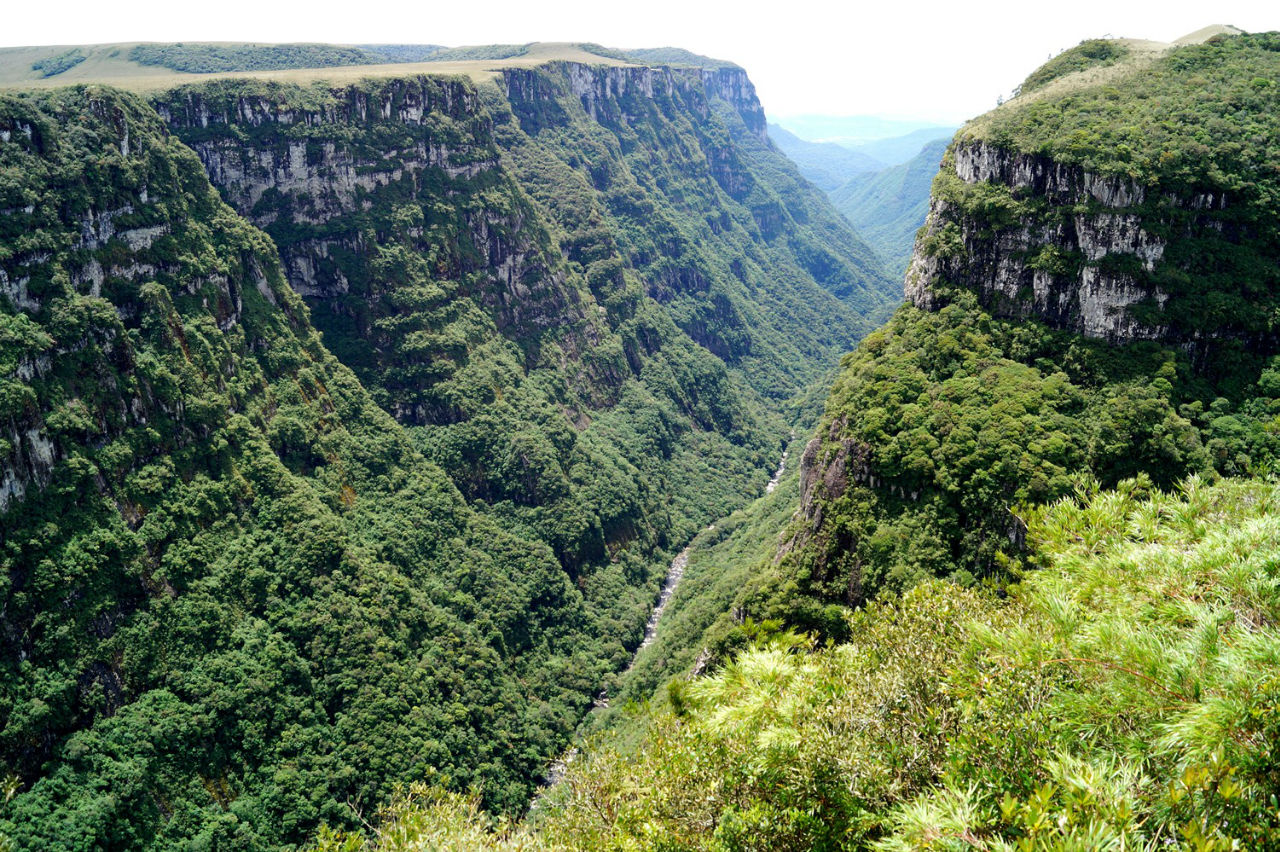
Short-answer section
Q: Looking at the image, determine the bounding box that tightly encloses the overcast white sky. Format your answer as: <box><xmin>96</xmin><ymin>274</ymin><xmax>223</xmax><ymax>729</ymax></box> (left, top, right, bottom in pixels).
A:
<box><xmin>5</xmin><ymin>0</ymin><xmax>1278</xmax><ymax>123</ymax></box>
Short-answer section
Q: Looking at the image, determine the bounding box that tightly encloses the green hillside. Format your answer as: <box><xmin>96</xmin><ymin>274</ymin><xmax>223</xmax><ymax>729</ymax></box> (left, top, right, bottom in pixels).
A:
<box><xmin>0</xmin><ymin>85</ymin><xmax>611</xmax><ymax>847</ymax></box>
<box><xmin>0</xmin><ymin>53</ymin><xmax>894</xmax><ymax>848</ymax></box>
<box><xmin>5</xmin><ymin>23</ymin><xmax>1278</xmax><ymax>852</ymax></box>
<box><xmin>349</xmin><ymin>474</ymin><xmax>1280</xmax><ymax>849</ymax></box>
<box><xmin>315</xmin><ymin>27</ymin><xmax>1280</xmax><ymax>850</ymax></box>
<box><xmin>762</xmin><ymin>29</ymin><xmax>1280</xmax><ymax>622</ymax></box>
<box><xmin>830</xmin><ymin>137</ymin><xmax>950</xmax><ymax>277</ymax></box>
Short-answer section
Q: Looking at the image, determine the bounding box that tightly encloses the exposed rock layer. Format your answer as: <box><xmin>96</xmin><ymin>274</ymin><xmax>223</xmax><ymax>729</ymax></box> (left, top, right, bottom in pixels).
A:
<box><xmin>906</xmin><ymin>140</ymin><xmax>1232</xmax><ymax>345</ymax></box>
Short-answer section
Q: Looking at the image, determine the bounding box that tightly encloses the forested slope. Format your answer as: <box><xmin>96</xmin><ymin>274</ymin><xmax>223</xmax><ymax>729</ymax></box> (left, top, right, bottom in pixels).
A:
<box><xmin>745</xmin><ymin>30</ymin><xmax>1280</xmax><ymax>630</ymax></box>
<box><xmin>154</xmin><ymin>64</ymin><xmax>895</xmax><ymax>608</ymax></box>
<box><xmin>343</xmin><ymin>475</ymin><xmax>1280</xmax><ymax>850</ymax></box>
<box><xmin>317</xmin><ymin>30</ymin><xmax>1280</xmax><ymax>851</ymax></box>
<box><xmin>0</xmin><ymin>53</ymin><xmax>895</xmax><ymax>849</ymax></box>
<box><xmin>829</xmin><ymin>137</ymin><xmax>950</xmax><ymax>278</ymax></box>
<box><xmin>0</xmin><ymin>84</ymin><xmax>628</xmax><ymax>848</ymax></box>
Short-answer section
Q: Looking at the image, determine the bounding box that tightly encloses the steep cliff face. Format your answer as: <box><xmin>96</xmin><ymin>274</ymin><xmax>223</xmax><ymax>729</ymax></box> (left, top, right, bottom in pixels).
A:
<box><xmin>497</xmin><ymin>61</ymin><xmax>893</xmax><ymax>395</ymax></box>
<box><xmin>904</xmin><ymin>33</ymin><xmax>1280</xmax><ymax>363</ymax></box>
<box><xmin>156</xmin><ymin>77</ymin><xmax>601</xmax><ymax>425</ymax></box>
<box><xmin>513</xmin><ymin>63</ymin><xmax>767</xmax><ymax>142</ymax></box>
<box><xmin>2</xmin><ymin>86</ymin><xmax>640</xmax><ymax>846</ymax></box>
<box><xmin>161</xmin><ymin>64</ymin><xmax>892</xmax><ymax>416</ymax></box>
<box><xmin>1</xmin><ymin>91</ymin><xmax>304</xmax><ymax>514</ymax></box>
<box><xmin>749</xmin><ymin>31</ymin><xmax>1280</xmax><ymax>632</ymax></box>
<box><xmin>906</xmin><ymin>139</ymin><xmax>1234</xmax><ymax>345</ymax></box>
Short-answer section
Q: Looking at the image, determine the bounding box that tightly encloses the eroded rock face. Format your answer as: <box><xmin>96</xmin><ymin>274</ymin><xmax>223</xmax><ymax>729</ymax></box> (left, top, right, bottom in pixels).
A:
<box><xmin>1</xmin><ymin>103</ymin><xmax>278</xmax><ymax>513</ymax></box>
<box><xmin>905</xmin><ymin>140</ymin><xmax>1229</xmax><ymax>345</ymax></box>
<box><xmin>158</xmin><ymin>78</ymin><xmax>579</xmax><ymax>336</ymax></box>
<box><xmin>157</xmin><ymin>77</ymin><xmax>598</xmax><ymax>425</ymax></box>
<box><xmin>521</xmin><ymin>63</ymin><xmax>768</xmax><ymax>143</ymax></box>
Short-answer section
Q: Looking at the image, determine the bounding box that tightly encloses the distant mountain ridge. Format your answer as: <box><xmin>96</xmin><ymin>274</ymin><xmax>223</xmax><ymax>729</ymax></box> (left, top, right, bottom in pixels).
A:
<box><xmin>848</xmin><ymin>126</ymin><xmax>956</xmax><ymax>166</ymax></box>
<box><xmin>0</xmin><ymin>41</ymin><xmax>739</xmax><ymax>89</ymax></box>
<box><xmin>769</xmin><ymin>121</ymin><xmax>956</xmax><ymax>277</ymax></box>
<box><xmin>766</xmin><ymin>123</ymin><xmax>885</xmax><ymax>190</ymax></box>
<box><xmin>769</xmin><ymin>114</ymin><xmax>960</xmax><ymax>144</ymax></box>
<box><xmin>830</xmin><ymin>137</ymin><xmax>951</xmax><ymax>277</ymax></box>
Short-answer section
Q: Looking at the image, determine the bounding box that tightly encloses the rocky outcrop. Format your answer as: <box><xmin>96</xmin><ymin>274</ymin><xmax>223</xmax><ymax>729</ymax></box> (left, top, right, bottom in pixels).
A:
<box><xmin>905</xmin><ymin>140</ymin><xmax>1231</xmax><ymax>345</ymax></box>
<box><xmin>0</xmin><ymin>99</ymin><xmax>279</xmax><ymax>514</ymax></box>
<box><xmin>158</xmin><ymin>77</ymin><xmax>597</xmax><ymax>424</ymax></box>
<box><xmin>774</xmin><ymin>416</ymin><xmax>872</xmax><ymax>564</ymax></box>
<box><xmin>158</xmin><ymin>78</ymin><xmax>579</xmax><ymax>335</ymax></box>
<box><xmin>697</xmin><ymin>68</ymin><xmax>768</xmax><ymax>142</ymax></box>
<box><xmin>504</xmin><ymin>63</ymin><xmax>768</xmax><ymax>143</ymax></box>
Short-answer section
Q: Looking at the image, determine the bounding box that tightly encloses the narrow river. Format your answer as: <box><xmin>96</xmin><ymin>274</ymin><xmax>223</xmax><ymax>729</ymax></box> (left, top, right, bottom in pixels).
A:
<box><xmin>632</xmin><ymin>546</ymin><xmax>689</xmax><ymax>661</ymax></box>
<box><xmin>765</xmin><ymin>431</ymin><xmax>794</xmax><ymax>494</ymax></box>
<box><xmin>534</xmin><ymin>438</ymin><xmax>793</xmax><ymax>798</ymax></box>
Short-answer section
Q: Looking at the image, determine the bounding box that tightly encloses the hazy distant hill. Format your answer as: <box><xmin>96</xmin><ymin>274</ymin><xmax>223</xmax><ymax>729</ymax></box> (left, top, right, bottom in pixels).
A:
<box><xmin>847</xmin><ymin>126</ymin><xmax>956</xmax><ymax>165</ymax></box>
<box><xmin>766</xmin><ymin>123</ymin><xmax>884</xmax><ymax>190</ymax></box>
<box><xmin>769</xmin><ymin>121</ymin><xmax>955</xmax><ymax>275</ymax></box>
<box><xmin>829</xmin><ymin>137</ymin><xmax>951</xmax><ymax>276</ymax></box>
<box><xmin>769</xmin><ymin>113</ymin><xmax>957</xmax><ymax>144</ymax></box>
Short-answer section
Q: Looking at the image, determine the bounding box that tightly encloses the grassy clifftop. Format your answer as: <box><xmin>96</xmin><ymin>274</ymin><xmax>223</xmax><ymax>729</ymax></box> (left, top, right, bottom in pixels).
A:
<box><xmin>0</xmin><ymin>42</ymin><xmax>742</xmax><ymax>92</ymax></box>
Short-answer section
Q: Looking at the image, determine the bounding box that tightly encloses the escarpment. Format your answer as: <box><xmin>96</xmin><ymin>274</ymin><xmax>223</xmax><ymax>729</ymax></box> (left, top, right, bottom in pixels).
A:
<box><xmin>494</xmin><ymin>61</ymin><xmax>893</xmax><ymax>391</ymax></box>
<box><xmin>758</xmin><ymin>31</ymin><xmax>1280</xmax><ymax>628</ymax></box>
<box><xmin>0</xmin><ymin>92</ymin><xmax>305</xmax><ymax>513</ymax></box>
<box><xmin>903</xmin><ymin>35</ymin><xmax>1280</xmax><ymax>360</ymax></box>
<box><xmin>156</xmin><ymin>77</ymin><xmax>600</xmax><ymax>425</ymax></box>
<box><xmin>159</xmin><ymin>64</ymin><xmax>892</xmax><ymax>421</ymax></box>
<box><xmin>526</xmin><ymin>63</ymin><xmax>768</xmax><ymax>142</ymax></box>
<box><xmin>906</xmin><ymin>139</ymin><xmax>1242</xmax><ymax>347</ymax></box>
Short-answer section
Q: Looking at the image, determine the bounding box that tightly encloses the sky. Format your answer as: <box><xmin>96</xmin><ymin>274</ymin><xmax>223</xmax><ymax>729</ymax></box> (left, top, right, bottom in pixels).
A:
<box><xmin>4</xmin><ymin>0</ymin><xmax>1278</xmax><ymax>125</ymax></box>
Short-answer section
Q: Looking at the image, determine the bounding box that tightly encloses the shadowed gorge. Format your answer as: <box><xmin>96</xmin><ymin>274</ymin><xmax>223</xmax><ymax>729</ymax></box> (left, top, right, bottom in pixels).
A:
<box><xmin>3</xmin><ymin>26</ymin><xmax>1280</xmax><ymax>852</ymax></box>
<box><xmin>0</xmin><ymin>49</ymin><xmax>895</xmax><ymax>848</ymax></box>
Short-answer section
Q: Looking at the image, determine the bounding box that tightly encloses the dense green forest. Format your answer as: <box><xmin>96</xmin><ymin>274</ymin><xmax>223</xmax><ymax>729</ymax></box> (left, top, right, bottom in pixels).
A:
<box><xmin>0</xmin><ymin>84</ymin><xmax>626</xmax><ymax>848</ymax></box>
<box><xmin>5</xmin><ymin>29</ymin><xmax>1280</xmax><ymax>852</ymax></box>
<box><xmin>319</xmin><ymin>475</ymin><xmax>1280</xmax><ymax>850</ymax></box>
<box><xmin>290</xmin><ymin>30</ymin><xmax>1280</xmax><ymax>850</ymax></box>
<box><xmin>154</xmin><ymin>67</ymin><xmax>892</xmax><ymax>582</ymax></box>
<box><xmin>0</xmin><ymin>55</ymin><xmax>895</xmax><ymax>848</ymax></box>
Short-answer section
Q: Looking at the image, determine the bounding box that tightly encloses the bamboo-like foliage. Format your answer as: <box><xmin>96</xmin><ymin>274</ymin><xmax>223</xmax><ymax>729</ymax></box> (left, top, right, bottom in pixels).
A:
<box><xmin>333</xmin><ymin>475</ymin><xmax>1280</xmax><ymax>850</ymax></box>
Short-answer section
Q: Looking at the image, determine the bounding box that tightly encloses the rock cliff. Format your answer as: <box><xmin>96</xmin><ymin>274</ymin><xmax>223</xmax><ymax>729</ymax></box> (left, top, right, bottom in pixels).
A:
<box><xmin>1</xmin><ymin>93</ymin><xmax>301</xmax><ymax>512</ymax></box>
<box><xmin>156</xmin><ymin>77</ymin><xmax>597</xmax><ymax>424</ymax></box>
<box><xmin>906</xmin><ymin>139</ymin><xmax>1235</xmax><ymax>346</ymax></box>
<box><xmin>770</xmin><ymin>31</ymin><xmax>1280</xmax><ymax>620</ymax></box>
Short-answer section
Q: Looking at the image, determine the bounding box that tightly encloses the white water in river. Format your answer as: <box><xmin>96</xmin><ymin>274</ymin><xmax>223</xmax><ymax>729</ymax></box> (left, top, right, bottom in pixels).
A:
<box><xmin>633</xmin><ymin>546</ymin><xmax>688</xmax><ymax>658</ymax></box>
<box><xmin>766</xmin><ymin>450</ymin><xmax>788</xmax><ymax>493</ymax></box>
<box><xmin>765</xmin><ymin>430</ymin><xmax>795</xmax><ymax>494</ymax></box>
<box><xmin>533</xmin><ymin>437</ymin><xmax>792</xmax><ymax>798</ymax></box>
